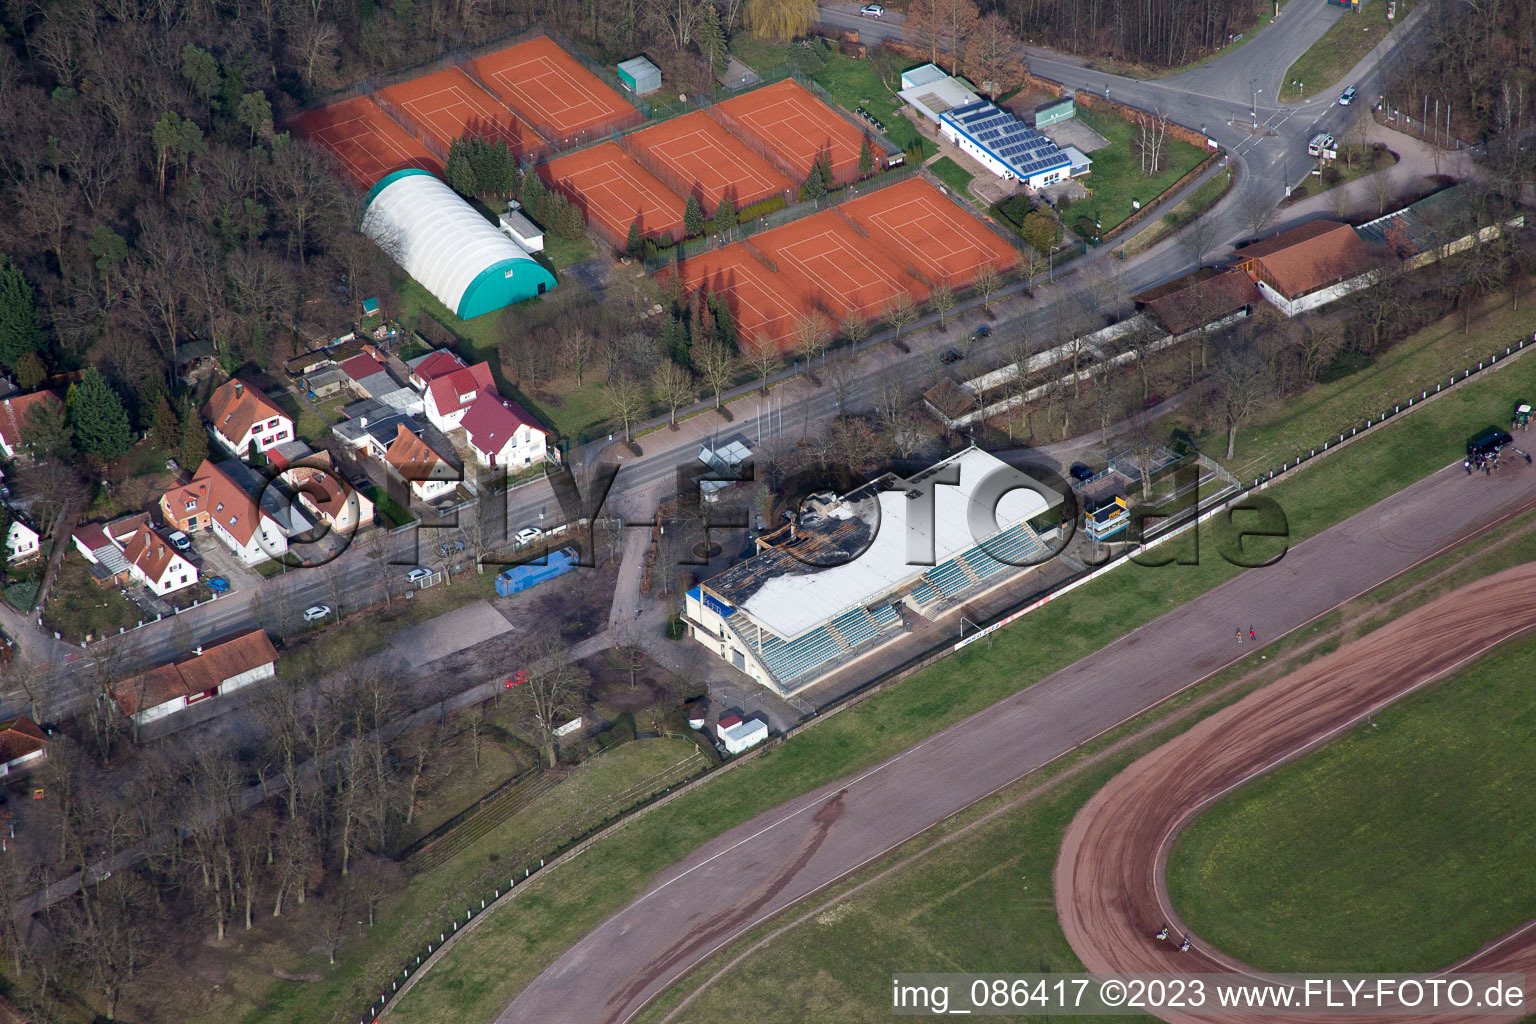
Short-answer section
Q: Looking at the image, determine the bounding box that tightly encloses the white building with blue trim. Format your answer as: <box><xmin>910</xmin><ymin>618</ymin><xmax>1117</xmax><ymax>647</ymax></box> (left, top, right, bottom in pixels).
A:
<box><xmin>940</xmin><ymin>100</ymin><xmax>1073</xmax><ymax>189</ymax></box>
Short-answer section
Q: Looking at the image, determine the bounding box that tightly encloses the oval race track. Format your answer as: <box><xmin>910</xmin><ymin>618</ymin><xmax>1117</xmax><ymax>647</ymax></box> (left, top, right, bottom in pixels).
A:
<box><xmin>1056</xmin><ymin>562</ymin><xmax>1536</xmax><ymax>1024</ymax></box>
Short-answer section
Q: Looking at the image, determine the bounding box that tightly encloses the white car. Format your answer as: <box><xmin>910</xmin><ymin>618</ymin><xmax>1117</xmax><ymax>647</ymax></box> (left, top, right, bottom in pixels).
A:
<box><xmin>167</xmin><ymin>530</ymin><xmax>192</xmax><ymax>552</ymax></box>
<box><xmin>406</xmin><ymin>567</ymin><xmax>433</xmax><ymax>584</ymax></box>
<box><xmin>303</xmin><ymin>605</ymin><xmax>331</xmax><ymax>622</ymax></box>
<box><xmin>860</xmin><ymin>3</ymin><xmax>884</xmax><ymax>15</ymax></box>
<box><xmin>515</xmin><ymin>526</ymin><xmax>544</xmax><ymax>545</ymax></box>
<box><xmin>1337</xmin><ymin>86</ymin><xmax>1357</xmax><ymax>106</ymax></box>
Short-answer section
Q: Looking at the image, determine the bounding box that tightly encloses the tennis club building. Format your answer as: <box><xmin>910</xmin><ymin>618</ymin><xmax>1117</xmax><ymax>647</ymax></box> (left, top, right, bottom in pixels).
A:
<box><xmin>684</xmin><ymin>448</ymin><xmax>1064</xmax><ymax>695</ymax></box>
<box><xmin>360</xmin><ymin>169</ymin><xmax>556</xmax><ymax>319</ymax></box>
<box><xmin>939</xmin><ymin>100</ymin><xmax>1074</xmax><ymax>189</ymax></box>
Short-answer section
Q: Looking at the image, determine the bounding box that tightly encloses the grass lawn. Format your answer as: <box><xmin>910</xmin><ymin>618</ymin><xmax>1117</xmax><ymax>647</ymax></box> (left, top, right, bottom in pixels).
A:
<box><xmin>1279</xmin><ymin>143</ymin><xmax>1397</xmax><ymax>207</ymax></box>
<box><xmin>395</xmin><ymin>276</ymin><xmax>614</xmax><ymax>441</ymax></box>
<box><xmin>389</xmin><ymin>333</ymin><xmax>1536</xmax><ymax>1024</ymax></box>
<box><xmin>929</xmin><ymin>155</ymin><xmax>974</xmax><ymax>195</ymax></box>
<box><xmin>241</xmin><ymin>738</ymin><xmax>699</xmax><ymax>1024</ymax></box>
<box><xmin>638</xmin><ymin>504</ymin><xmax>1536</xmax><ymax>1023</ymax></box>
<box><xmin>541</xmin><ymin>233</ymin><xmax>596</xmax><ymax>269</ymax></box>
<box><xmin>1168</xmin><ymin>631</ymin><xmax>1536</xmax><ymax>972</ymax></box>
<box><xmin>1068</xmin><ymin>107</ymin><xmax>1206</xmax><ymax>236</ymax></box>
<box><xmin>1120</xmin><ymin>167</ymin><xmax>1234</xmax><ymax>257</ymax></box>
<box><xmin>267</xmin><ymin>390</ymin><xmax>330</xmax><ymax>445</ymax></box>
<box><xmin>41</xmin><ymin>556</ymin><xmax>141</xmax><ymax>641</ymax></box>
<box><xmin>1282</xmin><ymin>0</ymin><xmax>1413</xmax><ymax>103</ymax></box>
<box><xmin>1203</xmin><ymin>293</ymin><xmax>1536</xmax><ymax>482</ymax></box>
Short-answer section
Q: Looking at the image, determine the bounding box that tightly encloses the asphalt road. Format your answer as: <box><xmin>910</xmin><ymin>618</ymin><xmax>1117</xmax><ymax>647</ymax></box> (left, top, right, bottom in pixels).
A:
<box><xmin>495</xmin><ymin>460</ymin><xmax>1536</xmax><ymax>1024</ymax></box>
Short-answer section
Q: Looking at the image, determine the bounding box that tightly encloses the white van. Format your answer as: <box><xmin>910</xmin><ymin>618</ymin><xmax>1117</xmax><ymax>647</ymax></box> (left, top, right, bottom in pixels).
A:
<box><xmin>1307</xmin><ymin>133</ymin><xmax>1336</xmax><ymax>158</ymax></box>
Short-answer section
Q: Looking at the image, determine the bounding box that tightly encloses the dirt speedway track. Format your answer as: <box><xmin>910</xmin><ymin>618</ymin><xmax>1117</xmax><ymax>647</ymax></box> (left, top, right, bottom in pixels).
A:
<box><xmin>1056</xmin><ymin>562</ymin><xmax>1536</xmax><ymax>1024</ymax></box>
<box><xmin>489</xmin><ymin>460</ymin><xmax>1536</xmax><ymax>1024</ymax></box>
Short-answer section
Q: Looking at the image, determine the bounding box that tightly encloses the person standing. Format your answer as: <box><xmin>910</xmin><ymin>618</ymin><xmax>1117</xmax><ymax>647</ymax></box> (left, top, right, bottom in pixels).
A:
<box><xmin>1249</xmin><ymin>626</ymin><xmax>1256</xmax><ymax>641</ymax></box>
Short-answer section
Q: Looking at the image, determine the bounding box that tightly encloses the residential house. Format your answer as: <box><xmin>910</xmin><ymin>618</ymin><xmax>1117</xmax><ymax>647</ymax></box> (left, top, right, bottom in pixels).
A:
<box><xmin>337</xmin><ymin>350</ymin><xmax>423</xmax><ymax>416</ymax></box>
<box><xmin>110</xmin><ymin>629</ymin><xmax>279</xmax><ymax>728</ymax></box>
<box><xmin>281</xmin><ymin>452</ymin><xmax>374</xmax><ymax>533</ymax></box>
<box><xmin>197</xmin><ymin>459</ymin><xmax>290</xmax><ymax>564</ymax></box>
<box><xmin>71</xmin><ymin>522</ymin><xmax>134</xmax><ymax>587</ymax></box>
<box><xmin>120</xmin><ymin>522</ymin><xmax>198</xmax><ymax>596</ymax></box>
<box><xmin>0</xmin><ymin>716</ymin><xmax>48</xmax><ymax>777</ymax></box>
<box><xmin>5</xmin><ymin>518</ymin><xmax>39</xmax><ymax>563</ymax></box>
<box><xmin>265</xmin><ymin>440</ymin><xmax>317</xmax><ymax>472</ymax></box>
<box><xmin>0</xmin><ymin>390</ymin><xmax>63</xmax><ymax>460</ymax></box>
<box><xmin>422</xmin><ymin>362</ymin><xmax>497</xmax><ymax>433</ymax></box>
<box><xmin>407</xmin><ymin>350</ymin><xmax>470</xmax><ymax>391</ymax></box>
<box><xmin>385</xmin><ymin>424</ymin><xmax>459</xmax><ymax>502</ymax></box>
<box><xmin>1231</xmin><ymin>220</ymin><xmax>1372</xmax><ymax>317</ymax></box>
<box><xmin>203</xmin><ymin>378</ymin><xmax>294</xmax><ymax>459</ymax></box>
<box><xmin>332</xmin><ymin>400</ymin><xmax>421</xmax><ymax>460</ymax></box>
<box><xmin>160</xmin><ymin>470</ymin><xmax>213</xmax><ymax>534</ymax></box>
<box><xmin>460</xmin><ymin>392</ymin><xmax>553</xmax><ymax>470</ymax></box>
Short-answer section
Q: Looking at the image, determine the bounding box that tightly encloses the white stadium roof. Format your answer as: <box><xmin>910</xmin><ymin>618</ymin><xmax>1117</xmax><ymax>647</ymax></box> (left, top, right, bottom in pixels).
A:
<box><xmin>736</xmin><ymin>448</ymin><xmax>1052</xmax><ymax>638</ymax></box>
<box><xmin>360</xmin><ymin>169</ymin><xmax>555</xmax><ymax>320</ymax></box>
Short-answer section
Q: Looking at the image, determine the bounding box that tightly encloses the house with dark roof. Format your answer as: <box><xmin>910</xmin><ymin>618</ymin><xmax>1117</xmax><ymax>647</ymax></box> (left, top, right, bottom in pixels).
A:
<box><xmin>460</xmin><ymin>392</ymin><xmax>553</xmax><ymax>470</ymax></box>
<box><xmin>0</xmin><ymin>716</ymin><xmax>48</xmax><ymax>777</ymax></box>
<box><xmin>385</xmin><ymin>424</ymin><xmax>459</xmax><ymax>502</ymax></box>
<box><xmin>110</xmin><ymin>629</ymin><xmax>279</xmax><ymax>729</ymax></box>
<box><xmin>203</xmin><ymin>378</ymin><xmax>294</xmax><ymax>459</ymax></box>
<box><xmin>0</xmin><ymin>390</ymin><xmax>63</xmax><ymax>461</ymax></box>
<box><xmin>1231</xmin><ymin>220</ymin><xmax>1373</xmax><ymax>317</ymax></box>
<box><xmin>120</xmin><ymin>522</ymin><xmax>198</xmax><ymax>595</ymax></box>
<box><xmin>1135</xmin><ymin>268</ymin><xmax>1261</xmax><ymax>335</ymax></box>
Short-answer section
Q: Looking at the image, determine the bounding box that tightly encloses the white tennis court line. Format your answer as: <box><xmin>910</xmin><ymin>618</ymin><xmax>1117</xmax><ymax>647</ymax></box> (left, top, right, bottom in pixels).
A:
<box><xmin>315</xmin><ymin>112</ymin><xmax>419</xmax><ymax>182</ymax></box>
<box><xmin>556</xmin><ymin>155</ymin><xmax>683</xmax><ymax>233</ymax></box>
<box><xmin>649</xmin><ymin>129</ymin><xmax>781</xmax><ymax>197</ymax></box>
<box><xmin>487</xmin><ymin>51</ymin><xmax>626</xmax><ymax>134</ymax></box>
<box><xmin>398</xmin><ymin>82</ymin><xmax>531</xmax><ymax>147</ymax></box>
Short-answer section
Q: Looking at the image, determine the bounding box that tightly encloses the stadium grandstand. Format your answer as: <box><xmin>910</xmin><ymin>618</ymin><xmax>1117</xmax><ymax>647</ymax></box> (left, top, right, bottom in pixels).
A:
<box><xmin>684</xmin><ymin>448</ymin><xmax>1064</xmax><ymax>695</ymax></box>
<box><xmin>359</xmin><ymin>169</ymin><xmax>556</xmax><ymax>319</ymax></box>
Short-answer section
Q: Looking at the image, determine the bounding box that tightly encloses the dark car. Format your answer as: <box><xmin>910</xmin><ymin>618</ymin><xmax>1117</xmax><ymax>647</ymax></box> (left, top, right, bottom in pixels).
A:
<box><xmin>1142</xmin><ymin>394</ymin><xmax>1165</xmax><ymax>409</ymax></box>
<box><xmin>939</xmin><ymin>349</ymin><xmax>963</xmax><ymax>365</ymax></box>
<box><xmin>968</xmin><ymin>324</ymin><xmax>992</xmax><ymax>341</ymax></box>
<box><xmin>1468</xmin><ymin>428</ymin><xmax>1513</xmax><ymax>458</ymax></box>
<box><xmin>1069</xmin><ymin>462</ymin><xmax>1095</xmax><ymax>482</ymax></box>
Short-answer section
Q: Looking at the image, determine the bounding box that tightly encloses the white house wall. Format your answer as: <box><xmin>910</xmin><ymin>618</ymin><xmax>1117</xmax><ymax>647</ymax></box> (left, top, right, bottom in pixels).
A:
<box><xmin>218</xmin><ymin>662</ymin><xmax>276</xmax><ymax>695</ymax></box>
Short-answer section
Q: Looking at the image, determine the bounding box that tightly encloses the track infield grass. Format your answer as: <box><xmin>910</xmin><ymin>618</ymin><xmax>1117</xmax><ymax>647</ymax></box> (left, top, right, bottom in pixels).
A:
<box><xmin>637</xmin><ymin>511</ymin><xmax>1536</xmax><ymax>1022</ymax></box>
<box><xmin>386</xmin><ymin>328</ymin><xmax>1536</xmax><ymax>1024</ymax></box>
<box><xmin>1167</xmin><ymin>631</ymin><xmax>1536</xmax><ymax>973</ymax></box>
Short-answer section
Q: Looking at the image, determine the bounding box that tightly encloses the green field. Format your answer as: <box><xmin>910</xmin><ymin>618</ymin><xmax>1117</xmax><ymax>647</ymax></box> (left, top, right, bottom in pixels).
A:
<box><xmin>1068</xmin><ymin>107</ymin><xmax>1207</xmax><ymax>236</ymax></box>
<box><xmin>1121</xmin><ymin>167</ymin><xmax>1234</xmax><ymax>257</ymax></box>
<box><xmin>1168</xmin><ymin>633</ymin><xmax>1536</xmax><ymax>973</ymax></box>
<box><xmin>1200</xmin><ymin>295</ymin><xmax>1536</xmax><ymax>481</ymax></box>
<box><xmin>1282</xmin><ymin>0</ymin><xmax>1413</xmax><ymax>102</ymax></box>
<box><xmin>388</xmin><ymin>317</ymin><xmax>1536</xmax><ymax>1024</ymax></box>
<box><xmin>638</xmin><ymin>506</ymin><xmax>1536</xmax><ymax>1022</ymax></box>
<box><xmin>929</xmin><ymin>156</ymin><xmax>975</xmax><ymax>195</ymax></box>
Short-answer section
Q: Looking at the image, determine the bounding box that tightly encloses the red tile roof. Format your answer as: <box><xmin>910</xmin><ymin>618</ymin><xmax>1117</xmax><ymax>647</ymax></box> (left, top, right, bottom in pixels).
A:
<box><xmin>460</xmin><ymin>392</ymin><xmax>546</xmax><ymax>455</ymax></box>
<box><xmin>203</xmin><ymin>378</ymin><xmax>288</xmax><ymax>448</ymax></box>
<box><xmin>197</xmin><ymin>458</ymin><xmax>264</xmax><ymax>546</ymax></box>
<box><xmin>120</xmin><ymin>523</ymin><xmax>183</xmax><ymax>586</ymax></box>
<box><xmin>163</xmin><ymin>472</ymin><xmax>212</xmax><ymax>525</ymax></box>
<box><xmin>426</xmin><ymin>363</ymin><xmax>497</xmax><ymax>419</ymax></box>
<box><xmin>717</xmin><ymin>713</ymin><xmax>743</xmax><ymax>730</ymax></box>
<box><xmin>0</xmin><ymin>390</ymin><xmax>63</xmax><ymax>455</ymax></box>
<box><xmin>1234</xmin><ymin>221</ymin><xmax>1367</xmax><ymax>299</ymax></box>
<box><xmin>385</xmin><ymin>424</ymin><xmax>454</xmax><ymax>482</ymax></box>
<box><xmin>1142</xmin><ymin>269</ymin><xmax>1261</xmax><ymax>334</ymax></box>
<box><xmin>112</xmin><ymin>630</ymin><xmax>279</xmax><ymax>715</ymax></box>
<box><xmin>339</xmin><ymin>352</ymin><xmax>387</xmax><ymax>382</ymax></box>
<box><xmin>0</xmin><ymin>715</ymin><xmax>48</xmax><ymax>764</ymax></box>
<box><xmin>412</xmin><ymin>350</ymin><xmax>469</xmax><ymax>383</ymax></box>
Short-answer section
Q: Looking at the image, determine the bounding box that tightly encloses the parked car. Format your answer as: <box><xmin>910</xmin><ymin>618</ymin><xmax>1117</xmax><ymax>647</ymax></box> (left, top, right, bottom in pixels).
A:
<box><xmin>167</xmin><ymin>530</ymin><xmax>192</xmax><ymax>552</ymax></box>
<box><xmin>303</xmin><ymin>605</ymin><xmax>331</xmax><ymax>622</ymax></box>
<box><xmin>939</xmin><ymin>349</ymin><xmax>963</xmax><ymax>365</ymax></box>
<box><xmin>1143</xmin><ymin>394</ymin><xmax>1166</xmax><ymax>408</ymax></box>
<box><xmin>860</xmin><ymin>3</ymin><xmax>884</xmax><ymax>16</ymax></box>
<box><xmin>205</xmin><ymin>576</ymin><xmax>229</xmax><ymax>593</ymax></box>
<box><xmin>1069</xmin><ymin>463</ymin><xmax>1095</xmax><ymax>482</ymax></box>
<box><xmin>406</xmin><ymin>567</ymin><xmax>433</xmax><ymax>584</ymax></box>
<box><xmin>515</xmin><ymin>526</ymin><xmax>545</xmax><ymax>545</ymax></box>
<box><xmin>1338</xmin><ymin>86</ymin><xmax>1357</xmax><ymax>105</ymax></box>
<box><xmin>165</xmin><ymin>458</ymin><xmax>180</xmax><ymax>473</ymax></box>
<box><xmin>968</xmin><ymin>324</ymin><xmax>992</xmax><ymax>341</ymax></box>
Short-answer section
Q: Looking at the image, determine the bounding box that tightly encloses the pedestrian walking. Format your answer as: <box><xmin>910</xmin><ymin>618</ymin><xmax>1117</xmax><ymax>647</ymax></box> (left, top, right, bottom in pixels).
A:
<box><xmin>1249</xmin><ymin>627</ymin><xmax>1255</xmax><ymax>641</ymax></box>
<box><xmin>1236</xmin><ymin>628</ymin><xmax>1243</xmax><ymax>644</ymax></box>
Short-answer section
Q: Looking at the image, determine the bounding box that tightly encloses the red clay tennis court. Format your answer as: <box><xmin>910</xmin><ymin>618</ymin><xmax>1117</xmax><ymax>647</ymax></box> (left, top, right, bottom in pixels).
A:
<box><xmin>540</xmin><ymin>142</ymin><xmax>685</xmax><ymax>245</ymax></box>
<box><xmin>753</xmin><ymin>210</ymin><xmax>929</xmax><ymax>321</ymax></box>
<box><xmin>712</xmin><ymin>80</ymin><xmax>868</xmax><ymax>185</ymax></box>
<box><xmin>471</xmin><ymin>36</ymin><xmax>642</xmax><ymax>145</ymax></box>
<box><xmin>623</xmin><ymin>112</ymin><xmax>793</xmax><ymax>215</ymax></box>
<box><xmin>840</xmin><ymin>177</ymin><xmax>1018</xmax><ymax>287</ymax></box>
<box><xmin>378</xmin><ymin>67</ymin><xmax>548</xmax><ymax>162</ymax></box>
<box><xmin>664</xmin><ymin>244</ymin><xmax>815</xmax><ymax>351</ymax></box>
<box><xmin>289</xmin><ymin>96</ymin><xmax>439</xmax><ymax>189</ymax></box>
